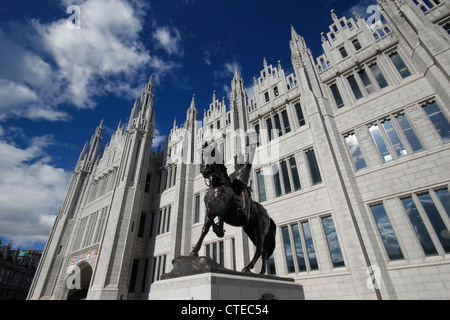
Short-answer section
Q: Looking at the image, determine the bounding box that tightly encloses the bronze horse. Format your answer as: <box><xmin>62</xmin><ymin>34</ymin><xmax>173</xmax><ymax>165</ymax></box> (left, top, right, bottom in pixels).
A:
<box><xmin>190</xmin><ymin>157</ymin><xmax>276</xmax><ymax>274</ymax></box>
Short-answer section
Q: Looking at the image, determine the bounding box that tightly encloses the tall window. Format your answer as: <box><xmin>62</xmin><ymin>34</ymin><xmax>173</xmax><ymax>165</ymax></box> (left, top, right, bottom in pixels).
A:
<box><xmin>369</xmin><ymin>124</ymin><xmax>393</xmax><ymax>162</ymax></box>
<box><xmin>345</xmin><ymin>133</ymin><xmax>367</xmax><ymax>171</ymax></box>
<box><xmin>289</xmin><ymin>157</ymin><xmax>301</xmax><ymax>191</ymax></box>
<box><xmin>152</xmin><ymin>254</ymin><xmax>167</xmax><ymax>283</ymax></box>
<box><xmin>401</xmin><ymin>188</ymin><xmax>450</xmax><ymax>255</ymax></box>
<box><xmin>281</xmin><ymin>222</ymin><xmax>319</xmax><ymax>274</ymax></box>
<box><xmin>422</xmin><ymin>101</ymin><xmax>450</xmax><ymax>143</ymax></box>
<box><xmin>273</xmin><ymin>167</ymin><xmax>283</xmax><ymax>198</ymax></box>
<box><xmin>256</xmin><ymin>171</ymin><xmax>267</xmax><ymax>202</ymax></box>
<box><xmin>401</xmin><ymin>196</ymin><xmax>437</xmax><ymax>256</ymax></box>
<box><xmin>369</xmin><ymin>63</ymin><xmax>388</xmax><ymax>89</ymax></box>
<box><xmin>274</xmin><ymin>114</ymin><xmax>283</xmax><ymax>137</ymax></box>
<box><xmin>381</xmin><ymin>119</ymin><xmax>408</xmax><ymax>158</ymax></box>
<box><xmin>352</xmin><ymin>38</ymin><xmax>362</xmax><ymax>51</ymax></box>
<box><xmin>280</xmin><ymin>160</ymin><xmax>292</xmax><ymax>195</ymax></box>
<box><xmin>138</xmin><ymin>212</ymin><xmax>146</xmax><ymax>238</ymax></box>
<box><xmin>389</xmin><ymin>52</ymin><xmax>411</xmax><ymax>79</ymax></box>
<box><xmin>339</xmin><ymin>46</ymin><xmax>348</xmax><ymax>58</ymax></box>
<box><xmin>347</xmin><ymin>74</ymin><xmax>363</xmax><ymax>100</ymax></box>
<box><xmin>322</xmin><ymin>216</ymin><xmax>345</xmax><ymax>267</ymax></box>
<box><xmin>194</xmin><ymin>194</ymin><xmax>201</xmax><ymax>223</ymax></box>
<box><xmin>370</xmin><ymin>204</ymin><xmax>404</xmax><ymax>260</ymax></box>
<box><xmin>358</xmin><ymin>69</ymin><xmax>376</xmax><ymax>95</ymax></box>
<box><xmin>266</xmin><ymin>118</ymin><xmax>274</xmax><ymax>142</ymax></box>
<box><xmin>281</xmin><ymin>110</ymin><xmax>291</xmax><ymax>134</ymax></box>
<box><xmin>306</xmin><ymin>149</ymin><xmax>322</xmax><ymax>185</ymax></box>
<box><xmin>294</xmin><ymin>103</ymin><xmax>307</xmax><ymax>126</ymax></box>
<box><xmin>330</xmin><ymin>84</ymin><xmax>344</xmax><ymax>108</ymax></box>
<box><xmin>395</xmin><ymin>114</ymin><xmax>423</xmax><ymax>152</ymax></box>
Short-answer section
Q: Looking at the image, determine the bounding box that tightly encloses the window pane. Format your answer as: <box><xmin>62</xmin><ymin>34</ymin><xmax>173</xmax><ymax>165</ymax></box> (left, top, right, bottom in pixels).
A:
<box><xmin>282</xmin><ymin>227</ymin><xmax>295</xmax><ymax>273</ymax></box>
<box><xmin>194</xmin><ymin>194</ymin><xmax>200</xmax><ymax>223</ymax></box>
<box><xmin>289</xmin><ymin>157</ymin><xmax>301</xmax><ymax>191</ymax></box>
<box><xmin>382</xmin><ymin>120</ymin><xmax>408</xmax><ymax>158</ymax></box>
<box><xmin>345</xmin><ymin>134</ymin><xmax>367</xmax><ymax>171</ymax></box>
<box><xmin>273</xmin><ymin>169</ymin><xmax>283</xmax><ymax>197</ymax></box>
<box><xmin>358</xmin><ymin>69</ymin><xmax>376</xmax><ymax>95</ymax></box>
<box><xmin>369</xmin><ymin>63</ymin><xmax>388</xmax><ymax>89</ymax></box>
<box><xmin>330</xmin><ymin>84</ymin><xmax>344</xmax><ymax>108</ymax></box>
<box><xmin>306</xmin><ymin>149</ymin><xmax>322</xmax><ymax>185</ymax></box>
<box><xmin>295</xmin><ymin>103</ymin><xmax>306</xmax><ymax>126</ymax></box>
<box><xmin>436</xmin><ymin>188</ymin><xmax>450</xmax><ymax>219</ymax></box>
<box><xmin>274</xmin><ymin>114</ymin><xmax>283</xmax><ymax>137</ymax></box>
<box><xmin>267</xmin><ymin>255</ymin><xmax>276</xmax><ymax>275</ymax></box>
<box><xmin>395</xmin><ymin>114</ymin><xmax>423</xmax><ymax>152</ymax></box>
<box><xmin>322</xmin><ymin>216</ymin><xmax>345</xmax><ymax>267</ymax></box>
<box><xmin>281</xmin><ymin>110</ymin><xmax>291</xmax><ymax>133</ymax></box>
<box><xmin>347</xmin><ymin>75</ymin><xmax>363</xmax><ymax>100</ymax></box>
<box><xmin>369</xmin><ymin>124</ymin><xmax>393</xmax><ymax>162</ymax></box>
<box><xmin>302</xmin><ymin>222</ymin><xmax>319</xmax><ymax>270</ymax></box>
<box><xmin>266</xmin><ymin>118</ymin><xmax>273</xmax><ymax>141</ymax></box>
<box><xmin>417</xmin><ymin>193</ymin><xmax>450</xmax><ymax>253</ymax></box>
<box><xmin>401</xmin><ymin>197</ymin><xmax>438</xmax><ymax>256</ymax></box>
<box><xmin>370</xmin><ymin>204</ymin><xmax>404</xmax><ymax>260</ymax></box>
<box><xmin>291</xmin><ymin>225</ymin><xmax>306</xmax><ymax>272</ymax></box>
<box><xmin>423</xmin><ymin>102</ymin><xmax>450</xmax><ymax>143</ymax></box>
<box><xmin>280</xmin><ymin>161</ymin><xmax>292</xmax><ymax>194</ymax></box>
<box><xmin>256</xmin><ymin>171</ymin><xmax>267</xmax><ymax>202</ymax></box>
<box><xmin>390</xmin><ymin>53</ymin><xmax>411</xmax><ymax>78</ymax></box>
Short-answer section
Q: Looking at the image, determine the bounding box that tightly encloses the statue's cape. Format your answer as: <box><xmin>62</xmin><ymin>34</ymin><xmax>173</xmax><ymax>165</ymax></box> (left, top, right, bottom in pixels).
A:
<box><xmin>229</xmin><ymin>161</ymin><xmax>252</xmax><ymax>185</ymax></box>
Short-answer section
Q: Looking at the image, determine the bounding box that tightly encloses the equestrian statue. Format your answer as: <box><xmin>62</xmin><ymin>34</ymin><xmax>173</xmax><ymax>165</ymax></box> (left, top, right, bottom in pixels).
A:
<box><xmin>190</xmin><ymin>141</ymin><xmax>276</xmax><ymax>274</ymax></box>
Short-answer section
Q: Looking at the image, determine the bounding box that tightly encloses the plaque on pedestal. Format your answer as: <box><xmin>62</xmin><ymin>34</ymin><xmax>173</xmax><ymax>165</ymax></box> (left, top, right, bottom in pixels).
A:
<box><xmin>148</xmin><ymin>256</ymin><xmax>304</xmax><ymax>300</ymax></box>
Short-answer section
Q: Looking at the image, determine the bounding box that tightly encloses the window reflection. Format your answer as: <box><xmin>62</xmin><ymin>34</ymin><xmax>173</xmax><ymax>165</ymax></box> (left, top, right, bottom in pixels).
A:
<box><xmin>423</xmin><ymin>101</ymin><xmax>450</xmax><ymax>144</ymax></box>
<box><xmin>401</xmin><ymin>197</ymin><xmax>438</xmax><ymax>256</ymax></box>
<box><xmin>395</xmin><ymin>114</ymin><xmax>423</xmax><ymax>152</ymax></box>
<box><xmin>417</xmin><ymin>193</ymin><xmax>450</xmax><ymax>253</ymax></box>
<box><xmin>322</xmin><ymin>216</ymin><xmax>345</xmax><ymax>267</ymax></box>
<box><xmin>345</xmin><ymin>134</ymin><xmax>367</xmax><ymax>171</ymax></box>
<box><xmin>282</xmin><ymin>226</ymin><xmax>295</xmax><ymax>273</ymax></box>
<box><xmin>382</xmin><ymin>120</ymin><xmax>408</xmax><ymax>158</ymax></box>
<box><xmin>370</xmin><ymin>204</ymin><xmax>404</xmax><ymax>260</ymax></box>
<box><xmin>436</xmin><ymin>188</ymin><xmax>450</xmax><ymax>219</ymax></box>
<box><xmin>302</xmin><ymin>222</ymin><xmax>319</xmax><ymax>270</ymax></box>
<box><xmin>369</xmin><ymin>124</ymin><xmax>393</xmax><ymax>162</ymax></box>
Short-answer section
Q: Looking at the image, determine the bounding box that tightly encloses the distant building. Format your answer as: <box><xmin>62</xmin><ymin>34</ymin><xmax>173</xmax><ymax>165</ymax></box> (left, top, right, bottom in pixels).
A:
<box><xmin>0</xmin><ymin>241</ymin><xmax>41</xmax><ymax>300</ymax></box>
<box><xmin>30</xmin><ymin>0</ymin><xmax>450</xmax><ymax>300</ymax></box>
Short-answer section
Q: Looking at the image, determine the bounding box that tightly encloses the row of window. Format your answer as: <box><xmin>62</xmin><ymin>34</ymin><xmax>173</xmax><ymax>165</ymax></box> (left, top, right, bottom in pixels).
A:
<box><xmin>369</xmin><ymin>186</ymin><xmax>450</xmax><ymax>261</ymax></box>
<box><xmin>345</xmin><ymin>101</ymin><xmax>450</xmax><ymax>171</ymax></box>
<box><xmin>72</xmin><ymin>206</ymin><xmax>108</xmax><ymax>251</ymax></box>
<box><xmin>281</xmin><ymin>215</ymin><xmax>344</xmax><ymax>275</ymax></box>
<box><xmin>330</xmin><ymin>51</ymin><xmax>411</xmax><ymax>109</ymax></box>
<box><xmin>86</xmin><ymin>170</ymin><xmax>117</xmax><ymax>204</ymax></box>
<box><xmin>255</xmin><ymin>149</ymin><xmax>322</xmax><ymax>203</ymax></box>
<box><xmin>253</xmin><ymin>102</ymin><xmax>306</xmax><ymax>146</ymax></box>
<box><xmin>128</xmin><ymin>254</ymin><xmax>168</xmax><ymax>293</ymax></box>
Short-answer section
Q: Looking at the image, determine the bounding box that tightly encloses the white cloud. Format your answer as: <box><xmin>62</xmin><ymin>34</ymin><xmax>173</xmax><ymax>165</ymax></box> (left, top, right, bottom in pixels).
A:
<box><xmin>153</xmin><ymin>26</ymin><xmax>183</xmax><ymax>56</ymax></box>
<box><xmin>34</xmin><ymin>0</ymin><xmax>151</xmax><ymax>109</ymax></box>
<box><xmin>0</xmin><ymin>136</ymin><xmax>71</xmax><ymax>247</ymax></box>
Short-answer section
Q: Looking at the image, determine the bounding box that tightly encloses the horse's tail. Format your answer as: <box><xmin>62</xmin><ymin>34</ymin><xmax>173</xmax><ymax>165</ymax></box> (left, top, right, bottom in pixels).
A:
<box><xmin>264</xmin><ymin>218</ymin><xmax>276</xmax><ymax>259</ymax></box>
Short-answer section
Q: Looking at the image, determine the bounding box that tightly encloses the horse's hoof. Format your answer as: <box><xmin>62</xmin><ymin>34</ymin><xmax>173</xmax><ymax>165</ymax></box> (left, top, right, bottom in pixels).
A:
<box><xmin>241</xmin><ymin>267</ymin><xmax>251</xmax><ymax>273</ymax></box>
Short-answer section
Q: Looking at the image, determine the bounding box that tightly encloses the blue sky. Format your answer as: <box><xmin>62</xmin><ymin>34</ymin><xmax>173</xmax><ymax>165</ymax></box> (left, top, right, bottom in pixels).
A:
<box><xmin>0</xmin><ymin>0</ymin><xmax>375</xmax><ymax>251</ymax></box>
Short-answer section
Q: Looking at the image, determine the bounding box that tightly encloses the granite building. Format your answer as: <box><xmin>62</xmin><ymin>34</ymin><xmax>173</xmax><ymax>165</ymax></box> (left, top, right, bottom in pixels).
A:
<box><xmin>29</xmin><ymin>0</ymin><xmax>450</xmax><ymax>300</ymax></box>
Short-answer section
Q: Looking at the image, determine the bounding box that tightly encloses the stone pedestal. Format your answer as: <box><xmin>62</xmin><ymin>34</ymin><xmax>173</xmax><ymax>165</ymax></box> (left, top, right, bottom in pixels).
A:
<box><xmin>148</xmin><ymin>256</ymin><xmax>304</xmax><ymax>300</ymax></box>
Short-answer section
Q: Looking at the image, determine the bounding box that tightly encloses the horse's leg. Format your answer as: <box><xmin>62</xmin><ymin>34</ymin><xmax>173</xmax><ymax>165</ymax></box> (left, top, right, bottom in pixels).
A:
<box><xmin>190</xmin><ymin>213</ymin><xmax>212</xmax><ymax>257</ymax></box>
<box><xmin>242</xmin><ymin>229</ymin><xmax>263</xmax><ymax>273</ymax></box>
<box><xmin>259</xmin><ymin>253</ymin><xmax>267</xmax><ymax>275</ymax></box>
